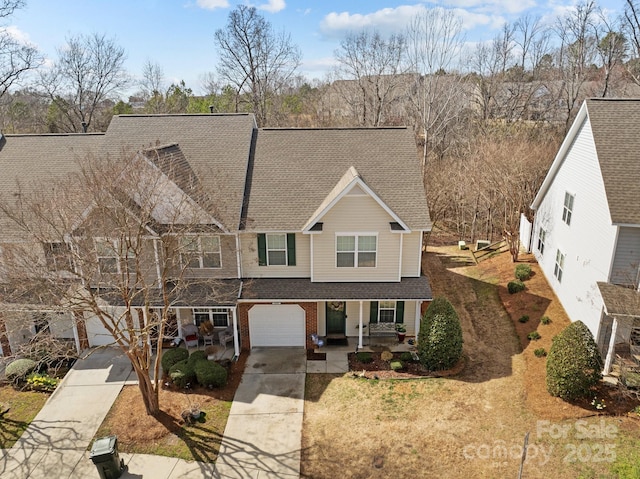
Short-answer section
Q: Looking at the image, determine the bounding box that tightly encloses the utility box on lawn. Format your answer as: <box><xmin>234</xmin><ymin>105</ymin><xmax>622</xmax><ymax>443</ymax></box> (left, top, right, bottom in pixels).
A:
<box><xmin>90</xmin><ymin>435</ymin><xmax>125</xmax><ymax>479</ymax></box>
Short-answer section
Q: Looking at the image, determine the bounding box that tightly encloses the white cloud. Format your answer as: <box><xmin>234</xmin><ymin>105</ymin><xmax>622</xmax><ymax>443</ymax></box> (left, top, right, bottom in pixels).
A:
<box><xmin>441</xmin><ymin>0</ymin><xmax>536</xmax><ymax>15</ymax></box>
<box><xmin>257</xmin><ymin>0</ymin><xmax>286</xmax><ymax>13</ymax></box>
<box><xmin>1</xmin><ymin>25</ymin><xmax>33</xmax><ymax>45</ymax></box>
<box><xmin>196</xmin><ymin>0</ymin><xmax>229</xmax><ymax>10</ymax></box>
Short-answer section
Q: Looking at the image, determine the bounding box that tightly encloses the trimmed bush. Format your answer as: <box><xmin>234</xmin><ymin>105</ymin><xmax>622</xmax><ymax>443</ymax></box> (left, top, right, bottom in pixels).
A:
<box><xmin>546</xmin><ymin>321</ymin><xmax>603</xmax><ymax>401</ymax></box>
<box><xmin>534</xmin><ymin>348</ymin><xmax>547</xmax><ymax>358</ymax></box>
<box><xmin>518</xmin><ymin>315</ymin><xmax>529</xmax><ymax>323</ymax></box>
<box><xmin>355</xmin><ymin>352</ymin><xmax>373</xmax><ymax>363</ymax></box>
<box><xmin>6</xmin><ymin>358</ymin><xmax>37</xmax><ymax>383</ymax></box>
<box><xmin>194</xmin><ymin>360</ymin><xmax>228</xmax><ymax>388</ymax></box>
<box><xmin>188</xmin><ymin>350</ymin><xmax>208</xmax><ymax>364</ymax></box>
<box><xmin>390</xmin><ymin>361</ymin><xmax>403</xmax><ymax>371</ymax></box>
<box><xmin>528</xmin><ymin>331</ymin><xmax>541</xmax><ymax>341</ymax></box>
<box><xmin>508</xmin><ymin>280</ymin><xmax>525</xmax><ymax>294</ymax></box>
<box><xmin>161</xmin><ymin>347</ymin><xmax>189</xmax><ymax>373</ymax></box>
<box><xmin>541</xmin><ymin>316</ymin><xmax>552</xmax><ymax>325</ymax></box>
<box><xmin>418</xmin><ymin>297</ymin><xmax>463</xmax><ymax>371</ymax></box>
<box><xmin>169</xmin><ymin>359</ymin><xmax>196</xmax><ymax>389</ymax></box>
<box><xmin>515</xmin><ymin>264</ymin><xmax>532</xmax><ymax>281</ymax></box>
<box><xmin>400</xmin><ymin>352</ymin><xmax>413</xmax><ymax>362</ymax></box>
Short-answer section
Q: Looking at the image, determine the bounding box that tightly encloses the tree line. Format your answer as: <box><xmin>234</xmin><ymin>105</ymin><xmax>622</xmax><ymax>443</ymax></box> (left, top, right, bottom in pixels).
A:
<box><xmin>2</xmin><ymin>0</ymin><xmax>639</xmax><ymax>248</ymax></box>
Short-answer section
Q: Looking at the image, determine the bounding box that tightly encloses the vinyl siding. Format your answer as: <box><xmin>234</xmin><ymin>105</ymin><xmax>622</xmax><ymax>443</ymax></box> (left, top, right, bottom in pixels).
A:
<box><xmin>610</xmin><ymin>227</ymin><xmax>640</xmax><ymax>288</ymax></box>
<box><xmin>533</xmin><ymin>117</ymin><xmax>617</xmax><ymax>338</ymax></box>
<box><xmin>401</xmin><ymin>232</ymin><xmax>422</xmax><ymax>277</ymax></box>
<box><xmin>312</xmin><ymin>195</ymin><xmax>400</xmax><ymax>282</ymax></box>
<box><xmin>183</xmin><ymin>235</ymin><xmax>238</xmax><ymax>279</ymax></box>
<box><xmin>240</xmin><ymin>232</ymin><xmax>311</xmax><ymax>278</ymax></box>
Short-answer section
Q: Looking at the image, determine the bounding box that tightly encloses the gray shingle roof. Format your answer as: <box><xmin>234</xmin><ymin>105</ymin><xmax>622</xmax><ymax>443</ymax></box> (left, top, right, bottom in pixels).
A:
<box><xmin>0</xmin><ymin>133</ymin><xmax>105</xmax><ymax>241</ymax></box>
<box><xmin>239</xmin><ymin>276</ymin><xmax>432</xmax><ymax>301</ymax></box>
<box><xmin>597</xmin><ymin>282</ymin><xmax>640</xmax><ymax>317</ymax></box>
<box><xmin>104</xmin><ymin>114</ymin><xmax>256</xmax><ymax>229</ymax></box>
<box><xmin>242</xmin><ymin>127</ymin><xmax>431</xmax><ymax>231</ymax></box>
<box><xmin>586</xmin><ymin>99</ymin><xmax>640</xmax><ymax>225</ymax></box>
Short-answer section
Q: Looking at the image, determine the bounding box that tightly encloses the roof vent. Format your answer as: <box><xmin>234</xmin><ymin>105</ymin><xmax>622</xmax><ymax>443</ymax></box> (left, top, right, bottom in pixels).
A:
<box><xmin>81</xmin><ymin>121</ymin><xmax>88</xmax><ymax>133</ymax></box>
<box><xmin>209</xmin><ymin>105</ymin><xmax>214</xmax><ymax>114</ymax></box>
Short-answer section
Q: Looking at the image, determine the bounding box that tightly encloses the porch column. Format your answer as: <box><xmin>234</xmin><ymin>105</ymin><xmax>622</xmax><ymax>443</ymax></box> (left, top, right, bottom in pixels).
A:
<box><xmin>232</xmin><ymin>307</ymin><xmax>240</xmax><ymax>357</ymax></box>
<box><xmin>414</xmin><ymin>301</ymin><xmax>422</xmax><ymax>338</ymax></box>
<box><xmin>358</xmin><ymin>301</ymin><xmax>364</xmax><ymax>349</ymax></box>
<box><xmin>603</xmin><ymin>316</ymin><xmax>618</xmax><ymax>375</ymax></box>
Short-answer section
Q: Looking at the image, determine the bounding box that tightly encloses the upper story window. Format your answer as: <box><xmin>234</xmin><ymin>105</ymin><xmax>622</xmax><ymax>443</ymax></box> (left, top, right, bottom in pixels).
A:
<box><xmin>537</xmin><ymin>228</ymin><xmax>546</xmax><ymax>256</ymax></box>
<box><xmin>554</xmin><ymin>249</ymin><xmax>565</xmax><ymax>282</ymax></box>
<box><xmin>257</xmin><ymin>233</ymin><xmax>296</xmax><ymax>266</ymax></box>
<box><xmin>336</xmin><ymin>234</ymin><xmax>377</xmax><ymax>268</ymax></box>
<box><xmin>562</xmin><ymin>192</ymin><xmax>574</xmax><ymax>225</ymax></box>
<box><xmin>44</xmin><ymin>242</ymin><xmax>73</xmax><ymax>272</ymax></box>
<box><xmin>181</xmin><ymin>236</ymin><xmax>221</xmax><ymax>269</ymax></box>
<box><xmin>95</xmin><ymin>238</ymin><xmax>136</xmax><ymax>274</ymax></box>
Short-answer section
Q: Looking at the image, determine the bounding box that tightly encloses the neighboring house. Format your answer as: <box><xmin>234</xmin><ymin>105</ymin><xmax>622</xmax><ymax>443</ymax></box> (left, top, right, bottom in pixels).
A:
<box><xmin>530</xmin><ymin>98</ymin><xmax>640</xmax><ymax>373</ymax></box>
<box><xmin>0</xmin><ymin>114</ymin><xmax>433</xmax><ymax>356</ymax></box>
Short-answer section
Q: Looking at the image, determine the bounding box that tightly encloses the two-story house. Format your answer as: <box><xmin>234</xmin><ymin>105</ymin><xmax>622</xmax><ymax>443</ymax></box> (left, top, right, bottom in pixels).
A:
<box><xmin>530</xmin><ymin>98</ymin><xmax>640</xmax><ymax>373</ymax></box>
<box><xmin>0</xmin><ymin>113</ymin><xmax>432</xmax><ymax>357</ymax></box>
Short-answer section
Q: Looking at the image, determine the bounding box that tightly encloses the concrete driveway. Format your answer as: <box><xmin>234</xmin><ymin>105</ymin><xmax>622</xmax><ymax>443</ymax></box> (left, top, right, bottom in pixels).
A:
<box><xmin>0</xmin><ymin>348</ymin><xmax>132</xmax><ymax>479</ymax></box>
<box><xmin>215</xmin><ymin>348</ymin><xmax>306</xmax><ymax>479</ymax></box>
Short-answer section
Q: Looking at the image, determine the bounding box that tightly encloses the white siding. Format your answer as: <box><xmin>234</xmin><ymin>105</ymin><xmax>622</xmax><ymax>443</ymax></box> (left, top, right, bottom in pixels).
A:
<box><xmin>239</xmin><ymin>233</ymin><xmax>311</xmax><ymax>278</ymax></box>
<box><xmin>312</xmin><ymin>195</ymin><xmax>400</xmax><ymax>282</ymax></box>
<box><xmin>401</xmin><ymin>232</ymin><xmax>422</xmax><ymax>277</ymax></box>
<box><xmin>533</xmin><ymin>117</ymin><xmax>617</xmax><ymax>338</ymax></box>
<box><xmin>610</xmin><ymin>227</ymin><xmax>640</xmax><ymax>287</ymax></box>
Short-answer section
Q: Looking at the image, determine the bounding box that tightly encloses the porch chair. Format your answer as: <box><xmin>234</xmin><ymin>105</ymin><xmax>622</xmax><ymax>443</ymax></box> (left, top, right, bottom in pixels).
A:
<box><xmin>218</xmin><ymin>326</ymin><xmax>234</xmax><ymax>348</ymax></box>
<box><xmin>182</xmin><ymin>324</ymin><xmax>199</xmax><ymax>348</ymax></box>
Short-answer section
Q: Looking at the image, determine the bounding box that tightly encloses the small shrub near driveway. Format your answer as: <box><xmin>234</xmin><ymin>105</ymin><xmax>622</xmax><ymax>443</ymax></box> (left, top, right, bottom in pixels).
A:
<box><xmin>169</xmin><ymin>359</ymin><xmax>196</xmax><ymax>389</ymax></box>
<box><xmin>194</xmin><ymin>360</ymin><xmax>228</xmax><ymax>388</ymax></box>
<box><xmin>188</xmin><ymin>350</ymin><xmax>208</xmax><ymax>364</ymax></box>
<box><xmin>515</xmin><ymin>264</ymin><xmax>532</xmax><ymax>280</ymax></box>
<box><xmin>418</xmin><ymin>297</ymin><xmax>463</xmax><ymax>371</ymax></box>
<box><xmin>161</xmin><ymin>348</ymin><xmax>189</xmax><ymax>373</ymax></box>
<box><xmin>355</xmin><ymin>352</ymin><xmax>373</xmax><ymax>363</ymax></box>
<box><xmin>508</xmin><ymin>280</ymin><xmax>525</xmax><ymax>294</ymax></box>
<box><xmin>546</xmin><ymin>321</ymin><xmax>603</xmax><ymax>400</ymax></box>
<box><xmin>26</xmin><ymin>373</ymin><xmax>59</xmax><ymax>392</ymax></box>
<box><xmin>5</xmin><ymin>358</ymin><xmax>37</xmax><ymax>385</ymax></box>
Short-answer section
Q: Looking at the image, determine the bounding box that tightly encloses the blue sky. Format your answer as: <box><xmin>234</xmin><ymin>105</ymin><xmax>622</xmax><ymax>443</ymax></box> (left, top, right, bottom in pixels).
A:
<box><xmin>8</xmin><ymin>0</ymin><xmax>624</xmax><ymax>96</ymax></box>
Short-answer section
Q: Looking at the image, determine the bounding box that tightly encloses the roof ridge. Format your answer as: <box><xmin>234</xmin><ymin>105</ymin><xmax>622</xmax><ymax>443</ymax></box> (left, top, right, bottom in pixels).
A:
<box><xmin>114</xmin><ymin>113</ymin><xmax>252</xmax><ymax>118</ymax></box>
<box><xmin>2</xmin><ymin>132</ymin><xmax>105</xmax><ymax>137</ymax></box>
<box><xmin>260</xmin><ymin>126</ymin><xmax>408</xmax><ymax>131</ymax></box>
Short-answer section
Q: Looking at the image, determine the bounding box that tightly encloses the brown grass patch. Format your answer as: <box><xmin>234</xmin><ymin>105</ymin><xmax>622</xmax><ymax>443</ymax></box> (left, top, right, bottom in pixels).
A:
<box><xmin>95</xmin><ymin>354</ymin><xmax>246</xmax><ymax>462</ymax></box>
<box><xmin>301</xmin><ymin>240</ymin><xmax>640</xmax><ymax>479</ymax></box>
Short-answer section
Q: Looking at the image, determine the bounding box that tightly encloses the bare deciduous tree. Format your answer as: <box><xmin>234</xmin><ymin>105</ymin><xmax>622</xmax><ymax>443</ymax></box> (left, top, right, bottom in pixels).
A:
<box><xmin>139</xmin><ymin>60</ymin><xmax>165</xmax><ymax>113</ymax></box>
<box><xmin>38</xmin><ymin>33</ymin><xmax>129</xmax><ymax>132</ymax></box>
<box><xmin>214</xmin><ymin>5</ymin><xmax>301</xmax><ymax>126</ymax></box>
<box><xmin>0</xmin><ymin>150</ymin><xmax>233</xmax><ymax>416</ymax></box>
<box><xmin>333</xmin><ymin>29</ymin><xmax>408</xmax><ymax>127</ymax></box>
<box><xmin>0</xmin><ymin>0</ymin><xmax>43</xmax><ymax>100</ymax></box>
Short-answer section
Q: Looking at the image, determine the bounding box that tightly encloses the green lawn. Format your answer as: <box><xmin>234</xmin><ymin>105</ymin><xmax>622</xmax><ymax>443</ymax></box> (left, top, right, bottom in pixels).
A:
<box><xmin>0</xmin><ymin>385</ymin><xmax>49</xmax><ymax>448</ymax></box>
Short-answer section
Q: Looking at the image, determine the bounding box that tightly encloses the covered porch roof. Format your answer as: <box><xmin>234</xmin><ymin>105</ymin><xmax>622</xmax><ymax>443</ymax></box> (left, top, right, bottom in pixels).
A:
<box><xmin>239</xmin><ymin>276</ymin><xmax>432</xmax><ymax>302</ymax></box>
<box><xmin>597</xmin><ymin>282</ymin><xmax>640</xmax><ymax>318</ymax></box>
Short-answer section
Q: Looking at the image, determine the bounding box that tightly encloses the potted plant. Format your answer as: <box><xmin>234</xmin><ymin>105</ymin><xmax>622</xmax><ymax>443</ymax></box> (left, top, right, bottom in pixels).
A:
<box><xmin>395</xmin><ymin>324</ymin><xmax>406</xmax><ymax>343</ymax></box>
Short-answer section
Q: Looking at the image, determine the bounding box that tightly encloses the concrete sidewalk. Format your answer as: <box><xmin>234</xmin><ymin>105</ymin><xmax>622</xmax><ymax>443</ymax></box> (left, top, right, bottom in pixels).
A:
<box><xmin>0</xmin><ymin>347</ymin><xmax>132</xmax><ymax>479</ymax></box>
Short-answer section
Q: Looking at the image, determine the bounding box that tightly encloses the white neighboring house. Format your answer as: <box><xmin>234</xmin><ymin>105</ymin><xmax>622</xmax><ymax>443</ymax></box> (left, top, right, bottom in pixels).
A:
<box><xmin>531</xmin><ymin>98</ymin><xmax>640</xmax><ymax>374</ymax></box>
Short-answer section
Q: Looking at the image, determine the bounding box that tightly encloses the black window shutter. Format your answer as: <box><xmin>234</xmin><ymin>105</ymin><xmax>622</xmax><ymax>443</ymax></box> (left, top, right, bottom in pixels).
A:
<box><xmin>286</xmin><ymin>233</ymin><xmax>296</xmax><ymax>266</ymax></box>
<box><xmin>257</xmin><ymin>234</ymin><xmax>267</xmax><ymax>266</ymax></box>
<box><xmin>369</xmin><ymin>301</ymin><xmax>378</xmax><ymax>323</ymax></box>
<box><xmin>395</xmin><ymin>301</ymin><xmax>405</xmax><ymax>324</ymax></box>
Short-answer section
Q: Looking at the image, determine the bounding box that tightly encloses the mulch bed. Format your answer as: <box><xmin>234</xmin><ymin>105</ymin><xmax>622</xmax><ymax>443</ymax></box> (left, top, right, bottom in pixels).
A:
<box><xmin>348</xmin><ymin>351</ymin><xmax>465</xmax><ymax>379</ymax></box>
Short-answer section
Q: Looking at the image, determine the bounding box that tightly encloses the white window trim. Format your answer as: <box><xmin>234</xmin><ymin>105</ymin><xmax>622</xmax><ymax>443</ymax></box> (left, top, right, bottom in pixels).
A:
<box><xmin>266</xmin><ymin>233</ymin><xmax>288</xmax><ymax>266</ymax></box>
<box><xmin>562</xmin><ymin>192</ymin><xmax>574</xmax><ymax>226</ymax></box>
<box><xmin>181</xmin><ymin>235</ymin><xmax>222</xmax><ymax>269</ymax></box>
<box><xmin>378</xmin><ymin>300</ymin><xmax>396</xmax><ymax>323</ymax></box>
<box><xmin>335</xmin><ymin>232</ymin><xmax>378</xmax><ymax>268</ymax></box>
<box><xmin>537</xmin><ymin>227</ymin><xmax>546</xmax><ymax>256</ymax></box>
<box><xmin>554</xmin><ymin>249</ymin><xmax>565</xmax><ymax>282</ymax></box>
<box><xmin>192</xmin><ymin>307</ymin><xmax>230</xmax><ymax>328</ymax></box>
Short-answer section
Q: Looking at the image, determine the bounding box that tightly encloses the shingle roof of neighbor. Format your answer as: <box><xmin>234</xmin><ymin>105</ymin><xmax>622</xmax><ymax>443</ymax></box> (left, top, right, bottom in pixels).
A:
<box><xmin>586</xmin><ymin>99</ymin><xmax>640</xmax><ymax>225</ymax></box>
<box><xmin>242</xmin><ymin>127</ymin><xmax>431</xmax><ymax>231</ymax></box>
<box><xmin>597</xmin><ymin>282</ymin><xmax>640</xmax><ymax>317</ymax></box>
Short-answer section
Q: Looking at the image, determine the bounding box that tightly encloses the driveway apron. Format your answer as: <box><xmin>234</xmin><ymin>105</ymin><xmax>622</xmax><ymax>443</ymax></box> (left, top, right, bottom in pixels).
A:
<box><xmin>1</xmin><ymin>347</ymin><xmax>132</xmax><ymax>479</ymax></box>
<box><xmin>215</xmin><ymin>348</ymin><xmax>306</xmax><ymax>479</ymax></box>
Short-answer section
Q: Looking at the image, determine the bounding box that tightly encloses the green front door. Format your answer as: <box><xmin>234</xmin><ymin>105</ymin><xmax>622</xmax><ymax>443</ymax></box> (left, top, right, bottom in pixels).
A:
<box><xmin>326</xmin><ymin>301</ymin><xmax>346</xmax><ymax>335</ymax></box>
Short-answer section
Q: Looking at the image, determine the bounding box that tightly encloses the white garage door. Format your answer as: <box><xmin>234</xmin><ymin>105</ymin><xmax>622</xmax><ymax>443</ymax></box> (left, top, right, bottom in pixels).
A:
<box><xmin>85</xmin><ymin>316</ymin><xmax>117</xmax><ymax>346</ymax></box>
<box><xmin>249</xmin><ymin>304</ymin><xmax>305</xmax><ymax>348</ymax></box>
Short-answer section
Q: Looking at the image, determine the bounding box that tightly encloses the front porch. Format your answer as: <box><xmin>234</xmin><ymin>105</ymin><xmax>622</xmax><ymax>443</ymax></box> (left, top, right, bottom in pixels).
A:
<box><xmin>313</xmin><ymin>335</ymin><xmax>417</xmax><ymax>353</ymax></box>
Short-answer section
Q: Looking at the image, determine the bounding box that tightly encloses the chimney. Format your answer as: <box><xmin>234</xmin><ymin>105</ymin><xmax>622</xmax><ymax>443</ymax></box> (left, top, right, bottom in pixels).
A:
<box><xmin>209</xmin><ymin>105</ymin><xmax>214</xmax><ymax>114</ymax></box>
<box><xmin>81</xmin><ymin>121</ymin><xmax>88</xmax><ymax>133</ymax></box>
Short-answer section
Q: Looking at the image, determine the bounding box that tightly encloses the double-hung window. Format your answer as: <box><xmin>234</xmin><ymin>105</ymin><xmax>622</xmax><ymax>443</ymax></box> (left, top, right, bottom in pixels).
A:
<box><xmin>537</xmin><ymin>228</ymin><xmax>546</xmax><ymax>256</ymax></box>
<box><xmin>336</xmin><ymin>234</ymin><xmax>377</xmax><ymax>267</ymax></box>
<box><xmin>181</xmin><ymin>236</ymin><xmax>221</xmax><ymax>269</ymax></box>
<box><xmin>257</xmin><ymin>233</ymin><xmax>296</xmax><ymax>266</ymax></box>
<box><xmin>193</xmin><ymin>308</ymin><xmax>229</xmax><ymax>327</ymax></box>
<box><xmin>95</xmin><ymin>238</ymin><xmax>136</xmax><ymax>274</ymax></box>
<box><xmin>554</xmin><ymin>249</ymin><xmax>565</xmax><ymax>282</ymax></box>
<box><xmin>378</xmin><ymin>301</ymin><xmax>396</xmax><ymax>323</ymax></box>
<box><xmin>44</xmin><ymin>242</ymin><xmax>73</xmax><ymax>272</ymax></box>
<box><xmin>562</xmin><ymin>192</ymin><xmax>574</xmax><ymax>225</ymax></box>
